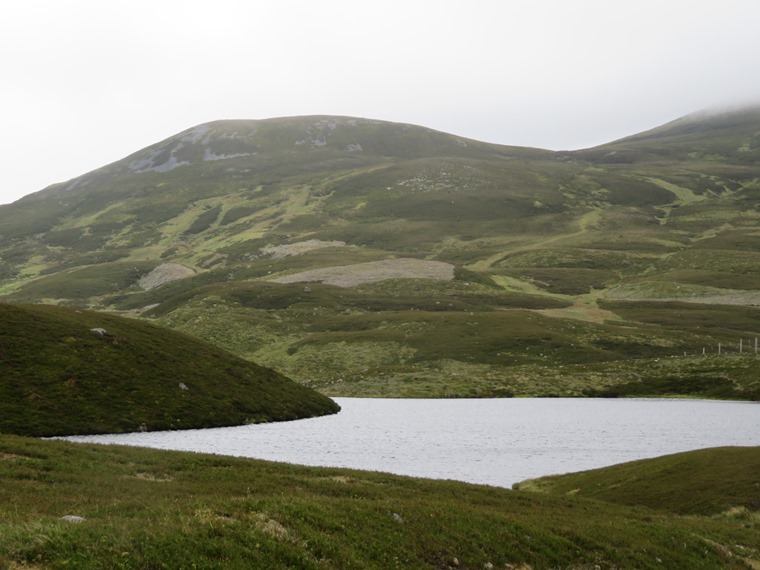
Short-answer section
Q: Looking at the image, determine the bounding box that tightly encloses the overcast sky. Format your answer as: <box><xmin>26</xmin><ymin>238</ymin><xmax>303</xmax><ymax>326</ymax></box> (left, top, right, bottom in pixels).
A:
<box><xmin>1</xmin><ymin>0</ymin><xmax>759</xmax><ymax>205</ymax></box>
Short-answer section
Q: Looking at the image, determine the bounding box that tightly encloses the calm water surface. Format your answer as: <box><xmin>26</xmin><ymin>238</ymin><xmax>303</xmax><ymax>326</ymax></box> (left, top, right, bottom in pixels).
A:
<box><xmin>65</xmin><ymin>398</ymin><xmax>760</xmax><ymax>488</ymax></box>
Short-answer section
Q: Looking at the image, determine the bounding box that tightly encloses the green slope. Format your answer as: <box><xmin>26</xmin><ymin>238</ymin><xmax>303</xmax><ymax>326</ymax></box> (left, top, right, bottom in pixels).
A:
<box><xmin>0</xmin><ymin>303</ymin><xmax>339</xmax><ymax>436</ymax></box>
<box><xmin>514</xmin><ymin>446</ymin><xmax>760</xmax><ymax>517</ymax></box>
<box><xmin>2</xmin><ymin>109</ymin><xmax>760</xmax><ymax>398</ymax></box>
<box><xmin>0</xmin><ymin>436</ymin><xmax>758</xmax><ymax>569</ymax></box>
<box><xmin>578</xmin><ymin>105</ymin><xmax>760</xmax><ymax>163</ymax></box>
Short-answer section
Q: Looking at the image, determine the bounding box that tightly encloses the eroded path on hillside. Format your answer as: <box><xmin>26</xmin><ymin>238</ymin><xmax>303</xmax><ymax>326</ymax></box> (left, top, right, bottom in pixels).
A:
<box><xmin>468</xmin><ymin>207</ymin><xmax>604</xmax><ymax>272</ymax></box>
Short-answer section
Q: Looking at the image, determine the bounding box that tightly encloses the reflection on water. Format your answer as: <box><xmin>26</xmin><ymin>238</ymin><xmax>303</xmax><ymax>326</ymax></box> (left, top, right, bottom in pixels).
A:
<box><xmin>64</xmin><ymin>398</ymin><xmax>760</xmax><ymax>488</ymax></box>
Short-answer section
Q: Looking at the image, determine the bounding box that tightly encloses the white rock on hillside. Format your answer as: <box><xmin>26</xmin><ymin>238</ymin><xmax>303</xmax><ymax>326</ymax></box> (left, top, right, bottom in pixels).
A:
<box><xmin>138</xmin><ymin>263</ymin><xmax>196</xmax><ymax>290</ymax></box>
<box><xmin>270</xmin><ymin>258</ymin><xmax>455</xmax><ymax>288</ymax></box>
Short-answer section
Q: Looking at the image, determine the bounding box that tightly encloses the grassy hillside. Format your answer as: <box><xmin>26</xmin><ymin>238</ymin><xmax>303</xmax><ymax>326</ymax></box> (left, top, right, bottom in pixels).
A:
<box><xmin>3</xmin><ymin>109</ymin><xmax>760</xmax><ymax>398</ymax></box>
<box><xmin>0</xmin><ymin>435</ymin><xmax>758</xmax><ymax>569</ymax></box>
<box><xmin>142</xmin><ymin>283</ymin><xmax>760</xmax><ymax>399</ymax></box>
<box><xmin>514</xmin><ymin>446</ymin><xmax>760</xmax><ymax>517</ymax></box>
<box><xmin>577</xmin><ymin>106</ymin><xmax>760</xmax><ymax>163</ymax></box>
<box><xmin>0</xmin><ymin>303</ymin><xmax>339</xmax><ymax>437</ymax></box>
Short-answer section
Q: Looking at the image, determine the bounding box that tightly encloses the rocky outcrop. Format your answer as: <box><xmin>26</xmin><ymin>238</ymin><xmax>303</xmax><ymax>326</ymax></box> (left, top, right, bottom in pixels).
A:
<box><xmin>138</xmin><ymin>263</ymin><xmax>196</xmax><ymax>290</ymax></box>
<box><xmin>270</xmin><ymin>258</ymin><xmax>455</xmax><ymax>288</ymax></box>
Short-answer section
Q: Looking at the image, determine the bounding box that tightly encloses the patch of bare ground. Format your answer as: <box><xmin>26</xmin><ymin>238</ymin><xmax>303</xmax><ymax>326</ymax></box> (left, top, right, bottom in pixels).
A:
<box><xmin>269</xmin><ymin>258</ymin><xmax>455</xmax><ymax>287</ymax></box>
<box><xmin>536</xmin><ymin>299</ymin><xmax>622</xmax><ymax>324</ymax></box>
<box><xmin>0</xmin><ymin>453</ymin><xmax>28</xmax><ymax>461</ymax></box>
<box><xmin>127</xmin><ymin>472</ymin><xmax>174</xmax><ymax>482</ymax></box>
<box><xmin>252</xmin><ymin>512</ymin><xmax>291</xmax><ymax>540</ymax></box>
<box><xmin>607</xmin><ymin>289</ymin><xmax>760</xmax><ymax>306</ymax></box>
<box><xmin>262</xmin><ymin>239</ymin><xmax>347</xmax><ymax>259</ymax></box>
<box><xmin>138</xmin><ymin>263</ymin><xmax>196</xmax><ymax>290</ymax></box>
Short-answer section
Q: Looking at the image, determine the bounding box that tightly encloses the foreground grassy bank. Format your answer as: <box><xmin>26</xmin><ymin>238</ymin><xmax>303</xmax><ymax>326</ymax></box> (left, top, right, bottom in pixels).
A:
<box><xmin>514</xmin><ymin>446</ymin><xmax>760</xmax><ymax>516</ymax></box>
<box><xmin>1</xmin><ymin>436</ymin><xmax>758</xmax><ymax>569</ymax></box>
<box><xmin>0</xmin><ymin>303</ymin><xmax>339</xmax><ymax>437</ymax></box>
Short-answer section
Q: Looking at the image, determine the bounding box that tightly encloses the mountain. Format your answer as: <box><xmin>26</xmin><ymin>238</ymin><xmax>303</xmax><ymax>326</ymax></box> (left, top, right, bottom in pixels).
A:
<box><xmin>0</xmin><ymin>302</ymin><xmax>339</xmax><ymax>436</ymax></box>
<box><xmin>577</xmin><ymin>105</ymin><xmax>760</xmax><ymax>163</ymax></box>
<box><xmin>2</xmin><ymin>109</ymin><xmax>760</xmax><ymax>399</ymax></box>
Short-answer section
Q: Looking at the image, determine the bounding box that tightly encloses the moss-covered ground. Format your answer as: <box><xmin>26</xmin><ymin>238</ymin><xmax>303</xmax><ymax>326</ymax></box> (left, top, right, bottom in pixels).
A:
<box><xmin>0</xmin><ymin>303</ymin><xmax>339</xmax><ymax>437</ymax></box>
<box><xmin>1</xmin><ymin>436</ymin><xmax>758</xmax><ymax>569</ymax></box>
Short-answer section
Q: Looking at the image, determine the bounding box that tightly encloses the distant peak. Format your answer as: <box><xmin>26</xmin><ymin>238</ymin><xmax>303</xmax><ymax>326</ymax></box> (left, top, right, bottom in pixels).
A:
<box><xmin>117</xmin><ymin>115</ymin><xmax>482</xmax><ymax>175</ymax></box>
<box><xmin>677</xmin><ymin>102</ymin><xmax>760</xmax><ymax>123</ymax></box>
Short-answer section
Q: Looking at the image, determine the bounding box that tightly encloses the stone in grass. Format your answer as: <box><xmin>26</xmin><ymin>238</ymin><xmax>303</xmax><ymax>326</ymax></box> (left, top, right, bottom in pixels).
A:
<box><xmin>60</xmin><ymin>515</ymin><xmax>85</xmax><ymax>524</ymax></box>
